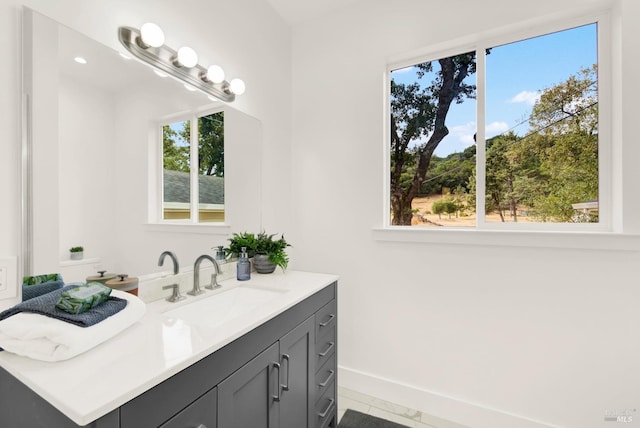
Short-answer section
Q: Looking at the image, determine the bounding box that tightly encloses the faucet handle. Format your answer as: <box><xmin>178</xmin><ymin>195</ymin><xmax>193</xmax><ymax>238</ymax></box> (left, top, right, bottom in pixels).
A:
<box><xmin>205</xmin><ymin>272</ymin><xmax>221</xmax><ymax>290</ymax></box>
<box><xmin>163</xmin><ymin>283</ymin><xmax>185</xmax><ymax>303</ymax></box>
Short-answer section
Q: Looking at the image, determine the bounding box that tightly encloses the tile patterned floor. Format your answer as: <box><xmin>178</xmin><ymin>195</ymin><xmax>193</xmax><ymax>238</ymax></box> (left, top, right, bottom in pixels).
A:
<box><xmin>337</xmin><ymin>387</ymin><xmax>470</xmax><ymax>428</ymax></box>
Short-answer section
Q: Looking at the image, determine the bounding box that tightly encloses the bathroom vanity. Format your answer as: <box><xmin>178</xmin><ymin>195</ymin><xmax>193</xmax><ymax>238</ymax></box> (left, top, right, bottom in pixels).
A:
<box><xmin>0</xmin><ymin>271</ymin><xmax>338</xmax><ymax>428</ymax></box>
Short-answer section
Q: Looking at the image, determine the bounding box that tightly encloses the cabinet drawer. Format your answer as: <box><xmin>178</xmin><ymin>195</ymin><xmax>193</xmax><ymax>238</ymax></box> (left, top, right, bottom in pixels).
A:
<box><xmin>315</xmin><ymin>323</ymin><xmax>335</xmax><ymax>371</ymax></box>
<box><xmin>314</xmin><ymin>353</ymin><xmax>336</xmax><ymax>402</ymax></box>
<box><xmin>315</xmin><ymin>300</ymin><xmax>337</xmax><ymax>343</ymax></box>
<box><xmin>314</xmin><ymin>381</ymin><xmax>336</xmax><ymax>428</ymax></box>
<box><xmin>159</xmin><ymin>387</ymin><xmax>217</xmax><ymax>428</ymax></box>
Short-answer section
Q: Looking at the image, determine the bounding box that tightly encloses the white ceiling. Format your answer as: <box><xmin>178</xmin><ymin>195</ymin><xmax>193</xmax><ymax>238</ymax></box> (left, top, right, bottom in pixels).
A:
<box><xmin>266</xmin><ymin>0</ymin><xmax>361</xmax><ymax>25</ymax></box>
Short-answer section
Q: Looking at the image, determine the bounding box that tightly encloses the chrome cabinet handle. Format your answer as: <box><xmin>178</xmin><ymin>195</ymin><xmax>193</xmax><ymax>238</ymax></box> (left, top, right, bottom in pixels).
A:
<box><xmin>319</xmin><ymin>369</ymin><xmax>334</xmax><ymax>388</ymax></box>
<box><xmin>318</xmin><ymin>342</ymin><xmax>335</xmax><ymax>357</ymax></box>
<box><xmin>319</xmin><ymin>314</ymin><xmax>335</xmax><ymax>327</ymax></box>
<box><xmin>196</xmin><ymin>425</ymin><xmax>207</xmax><ymax>428</ymax></box>
<box><xmin>281</xmin><ymin>353</ymin><xmax>290</xmax><ymax>391</ymax></box>
<box><xmin>318</xmin><ymin>398</ymin><xmax>335</xmax><ymax>418</ymax></box>
<box><xmin>272</xmin><ymin>362</ymin><xmax>281</xmax><ymax>402</ymax></box>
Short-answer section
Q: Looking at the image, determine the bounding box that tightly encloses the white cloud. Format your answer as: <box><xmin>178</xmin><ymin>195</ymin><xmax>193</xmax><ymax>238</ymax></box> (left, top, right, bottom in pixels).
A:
<box><xmin>486</xmin><ymin>121</ymin><xmax>509</xmax><ymax>138</ymax></box>
<box><xmin>509</xmin><ymin>90</ymin><xmax>541</xmax><ymax>106</ymax></box>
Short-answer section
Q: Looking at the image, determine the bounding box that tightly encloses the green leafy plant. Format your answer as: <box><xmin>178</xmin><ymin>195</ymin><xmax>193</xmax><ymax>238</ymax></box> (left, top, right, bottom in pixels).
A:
<box><xmin>225</xmin><ymin>232</ymin><xmax>259</xmax><ymax>258</ymax></box>
<box><xmin>69</xmin><ymin>246</ymin><xmax>84</xmax><ymax>253</ymax></box>
<box><xmin>226</xmin><ymin>231</ymin><xmax>291</xmax><ymax>271</ymax></box>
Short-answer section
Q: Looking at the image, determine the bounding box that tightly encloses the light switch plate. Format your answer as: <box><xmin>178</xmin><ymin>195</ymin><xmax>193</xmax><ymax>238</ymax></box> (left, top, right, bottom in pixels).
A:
<box><xmin>0</xmin><ymin>256</ymin><xmax>18</xmax><ymax>299</ymax></box>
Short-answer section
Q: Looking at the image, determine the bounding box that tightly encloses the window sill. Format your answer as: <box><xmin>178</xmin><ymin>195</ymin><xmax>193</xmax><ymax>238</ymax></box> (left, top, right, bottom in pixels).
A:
<box><xmin>144</xmin><ymin>223</ymin><xmax>231</xmax><ymax>235</ymax></box>
<box><xmin>372</xmin><ymin>227</ymin><xmax>640</xmax><ymax>251</ymax></box>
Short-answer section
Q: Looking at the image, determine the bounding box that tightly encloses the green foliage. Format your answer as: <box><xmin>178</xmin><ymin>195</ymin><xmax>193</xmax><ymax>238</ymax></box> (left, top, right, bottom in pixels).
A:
<box><xmin>470</xmin><ymin>66</ymin><xmax>599</xmax><ymax>222</ymax></box>
<box><xmin>69</xmin><ymin>246</ymin><xmax>83</xmax><ymax>252</ymax></box>
<box><xmin>198</xmin><ymin>112</ymin><xmax>224</xmax><ymax>177</ymax></box>
<box><xmin>225</xmin><ymin>232</ymin><xmax>259</xmax><ymax>258</ymax></box>
<box><xmin>390</xmin><ymin>52</ymin><xmax>479</xmax><ymax>225</ymax></box>
<box><xmin>163</xmin><ymin>123</ymin><xmax>190</xmax><ymax>172</ymax></box>
<box><xmin>431</xmin><ymin>197</ymin><xmax>459</xmax><ymax>219</ymax></box>
<box><xmin>226</xmin><ymin>231</ymin><xmax>291</xmax><ymax>271</ymax></box>
<box><xmin>162</xmin><ymin>112</ymin><xmax>224</xmax><ymax>177</ymax></box>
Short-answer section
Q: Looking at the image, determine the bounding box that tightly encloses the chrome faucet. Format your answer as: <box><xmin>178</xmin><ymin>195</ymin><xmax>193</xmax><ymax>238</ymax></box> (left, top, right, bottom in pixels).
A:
<box><xmin>158</xmin><ymin>251</ymin><xmax>183</xmax><ymax>302</ymax></box>
<box><xmin>192</xmin><ymin>254</ymin><xmax>222</xmax><ymax>295</ymax></box>
<box><xmin>158</xmin><ymin>251</ymin><xmax>179</xmax><ymax>275</ymax></box>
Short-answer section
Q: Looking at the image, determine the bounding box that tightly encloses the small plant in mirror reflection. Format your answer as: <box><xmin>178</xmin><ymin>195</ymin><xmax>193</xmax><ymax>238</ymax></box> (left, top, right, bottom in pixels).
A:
<box><xmin>69</xmin><ymin>246</ymin><xmax>84</xmax><ymax>253</ymax></box>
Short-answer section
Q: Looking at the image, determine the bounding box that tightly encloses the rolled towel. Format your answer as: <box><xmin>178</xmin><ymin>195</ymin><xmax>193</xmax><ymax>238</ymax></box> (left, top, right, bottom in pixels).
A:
<box><xmin>0</xmin><ymin>284</ymin><xmax>126</xmax><ymax>327</ymax></box>
<box><xmin>55</xmin><ymin>283</ymin><xmax>111</xmax><ymax>314</ymax></box>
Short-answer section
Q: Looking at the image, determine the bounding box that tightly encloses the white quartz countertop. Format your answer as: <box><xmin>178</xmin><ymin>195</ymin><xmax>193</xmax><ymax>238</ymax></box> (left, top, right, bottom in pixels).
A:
<box><xmin>0</xmin><ymin>270</ymin><xmax>338</xmax><ymax>426</ymax></box>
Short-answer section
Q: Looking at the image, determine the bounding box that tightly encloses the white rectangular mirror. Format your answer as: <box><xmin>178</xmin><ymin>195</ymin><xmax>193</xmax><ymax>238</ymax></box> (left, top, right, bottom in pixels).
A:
<box><xmin>22</xmin><ymin>7</ymin><xmax>263</xmax><ymax>284</ymax></box>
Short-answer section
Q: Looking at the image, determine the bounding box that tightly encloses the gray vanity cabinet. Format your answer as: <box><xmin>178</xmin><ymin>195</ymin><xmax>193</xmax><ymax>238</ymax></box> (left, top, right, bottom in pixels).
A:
<box><xmin>0</xmin><ymin>282</ymin><xmax>337</xmax><ymax>428</ymax></box>
<box><xmin>218</xmin><ymin>315</ymin><xmax>315</xmax><ymax>428</ymax></box>
<box><xmin>279</xmin><ymin>316</ymin><xmax>315</xmax><ymax>428</ymax></box>
<box><xmin>218</xmin><ymin>342</ymin><xmax>280</xmax><ymax>428</ymax></box>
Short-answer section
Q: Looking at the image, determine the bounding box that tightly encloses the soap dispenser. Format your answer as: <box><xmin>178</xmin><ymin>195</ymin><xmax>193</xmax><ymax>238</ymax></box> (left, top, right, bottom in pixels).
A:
<box><xmin>237</xmin><ymin>247</ymin><xmax>251</xmax><ymax>281</ymax></box>
<box><xmin>215</xmin><ymin>245</ymin><xmax>226</xmax><ymax>262</ymax></box>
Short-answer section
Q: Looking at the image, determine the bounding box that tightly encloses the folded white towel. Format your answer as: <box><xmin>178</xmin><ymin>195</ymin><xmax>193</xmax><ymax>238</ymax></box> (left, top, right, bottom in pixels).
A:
<box><xmin>0</xmin><ymin>290</ymin><xmax>146</xmax><ymax>362</ymax></box>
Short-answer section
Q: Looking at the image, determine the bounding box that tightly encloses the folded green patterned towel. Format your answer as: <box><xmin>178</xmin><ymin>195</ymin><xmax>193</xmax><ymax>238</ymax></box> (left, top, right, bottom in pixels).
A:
<box><xmin>55</xmin><ymin>283</ymin><xmax>111</xmax><ymax>315</ymax></box>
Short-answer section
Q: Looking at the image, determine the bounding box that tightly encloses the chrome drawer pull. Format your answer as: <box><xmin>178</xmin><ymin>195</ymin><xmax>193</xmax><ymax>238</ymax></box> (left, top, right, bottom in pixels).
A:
<box><xmin>272</xmin><ymin>362</ymin><xmax>281</xmax><ymax>402</ymax></box>
<box><xmin>281</xmin><ymin>353</ymin><xmax>290</xmax><ymax>391</ymax></box>
<box><xmin>319</xmin><ymin>314</ymin><xmax>335</xmax><ymax>327</ymax></box>
<box><xmin>319</xmin><ymin>369</ymin><xmax>334</xmax><ymax>388</ymax></box>
<box><xmin>196</xmin><ymin>425</ymin><xmax>207</xmax><ymax>428</ymax></box>
<box><xmin>318</xmin><ymin>398</ymin><xmax>335</xmax><ymax>418</ymax></box>
<box><xmin>318</xmin><ymin>341</ymin><xmax>335</xmax><ymax>357</ymax></box>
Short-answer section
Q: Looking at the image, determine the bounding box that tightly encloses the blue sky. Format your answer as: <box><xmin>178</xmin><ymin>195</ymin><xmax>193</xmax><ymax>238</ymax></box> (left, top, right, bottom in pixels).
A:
<box><xmin>391</xmin><ymin>23</ymin><xmax>597</xmax><ymax>157</ymax></box>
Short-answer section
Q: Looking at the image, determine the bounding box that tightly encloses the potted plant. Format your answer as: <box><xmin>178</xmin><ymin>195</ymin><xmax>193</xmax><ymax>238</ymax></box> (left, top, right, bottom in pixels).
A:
<box><xmin>226</xmin><ymin>232</ymin><xmax>290</xmax><ymax>273</ymax></box>
<box><xmin>69</xmin><ymin>246</ymin><xmax>84</xmax><ymax>260</ymax></box>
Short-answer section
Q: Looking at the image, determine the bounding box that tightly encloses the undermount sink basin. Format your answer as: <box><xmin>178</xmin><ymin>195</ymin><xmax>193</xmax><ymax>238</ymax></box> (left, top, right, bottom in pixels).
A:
<box><xmin>162</xmin><ymin>286</ymin><xmax>287</xmax><ymax>328</ymax></box>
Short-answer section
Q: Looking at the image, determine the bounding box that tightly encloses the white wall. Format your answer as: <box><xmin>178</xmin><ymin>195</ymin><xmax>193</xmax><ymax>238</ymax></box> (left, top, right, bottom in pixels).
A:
<box><xmin>0</xmin><ymin>0</ymin><xmax>292</xmax><ymax>306</ymax></box>
<box><xmin>291</xmin><ymin>0</ymin><xmax>640</xmax><ymax>427</ymax></box>
<box><xmin>58</xmin><ymin>75</ymin><xmax>117</xmax><ymax>272</ymax></box>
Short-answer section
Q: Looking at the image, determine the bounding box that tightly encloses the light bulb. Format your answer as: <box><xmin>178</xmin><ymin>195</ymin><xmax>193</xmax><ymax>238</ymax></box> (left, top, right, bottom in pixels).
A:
<box><xmin>229</xmin><ymin>78</ymin><xmax>246</xmax><ymax>95</ymax></box>
<box><xmin>74</xmin><ymin>56</ymin><xmax>87</xmax><ymax>64</ymax></box>
<box><xmin>176</xmin><ymin>47</ymin><xmax>198</xmax><ymax>68</ymax></box>
<box><xmin>205</xmin><ymin>65</ymin><xmax>225</xmax><ymax>84</ymax></box>
<box><xmin>140</xmin><ymin>23</ymin><xmax>165</xmax><ymax>48</ymax></box>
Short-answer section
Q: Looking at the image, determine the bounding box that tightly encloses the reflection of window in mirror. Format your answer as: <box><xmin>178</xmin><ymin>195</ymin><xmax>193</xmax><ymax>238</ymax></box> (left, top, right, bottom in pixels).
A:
<box><xmin>161</xmin><ymin>110</ymin><xmax>225</xmax><ymax>223</ymax></box>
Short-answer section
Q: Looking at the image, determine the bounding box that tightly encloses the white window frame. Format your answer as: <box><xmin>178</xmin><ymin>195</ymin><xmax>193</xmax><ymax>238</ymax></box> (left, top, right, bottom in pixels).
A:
<box><xmin>146</xmin><ymin>105</ymin><xmax>230</xmax><ymax>235</ymax></box>
<box><xmin>375</xmin><ymin>10</ymin><xmax>640</xmax><ymax>250</ymax></box>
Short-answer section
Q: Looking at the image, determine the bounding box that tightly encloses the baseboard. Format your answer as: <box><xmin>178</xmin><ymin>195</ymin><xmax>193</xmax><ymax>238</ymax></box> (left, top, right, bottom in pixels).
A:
<box><xmin>338</xmin><ymin>365</ymin><xmax>562</xmax><ymax>428</ymax></box>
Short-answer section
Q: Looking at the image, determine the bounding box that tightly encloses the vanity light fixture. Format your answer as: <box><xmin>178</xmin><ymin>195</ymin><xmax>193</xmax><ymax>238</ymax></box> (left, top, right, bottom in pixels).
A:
<box><xmin>118</xmin><ymin>24</ymin><xmax>245</xmax><ymax>102</ymax></box>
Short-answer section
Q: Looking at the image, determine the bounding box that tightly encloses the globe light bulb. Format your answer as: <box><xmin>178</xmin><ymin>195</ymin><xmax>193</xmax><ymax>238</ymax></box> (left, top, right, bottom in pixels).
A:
<box><xmin>206</xmin><ymin>65</ymin><xmax>225</xmax><ymax>84</ymax></box>
<box><xmin>177</xmin><ymin>46</ymin><xmax>198</xmax><ymax>68</ymax></box>
<box><xmin>140</xmin><ymin>23</ymin><xmax>165</xmax><ymax>48</ymax></box>
<box><xmin>229</xmin><ymin>78</ymin><xmax>246</xmax><ymax>95</ymax></box>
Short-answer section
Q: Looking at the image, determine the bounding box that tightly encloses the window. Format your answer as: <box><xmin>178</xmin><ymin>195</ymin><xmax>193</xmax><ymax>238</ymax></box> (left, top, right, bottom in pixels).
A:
<box><xmin>161</xmin><ymin>110</ymin><xmax>225</xmax><ymax>223</ymax></box>
<box><xmin>388</xmin><ymin>21</ymin><xmax>603</xmax><ymax>230</ymax></box>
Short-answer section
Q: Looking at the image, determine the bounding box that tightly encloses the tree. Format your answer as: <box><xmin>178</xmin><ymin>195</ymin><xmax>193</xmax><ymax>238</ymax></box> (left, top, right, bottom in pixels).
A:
<box><xmin>390</xmin><ymin>53</ymin><xmax>478</xmax><ymax>225</ymax></box>
<box><xmin>198</xmin><ymin>112</ymin><xmax>224</xmax><ymax>177</ymax></box>
<box><xmin>518</xmin><ymin>65</ymin><xmax>598</xmax><ymax>221</ymax></box>
<box><xmin>163</xmin><ymin>123</ymin><xmax>190</xmax><ymax>172</ymax></box>
<box><xmin>162</xmin><ymin>113</ymin><xmax>225</xmax><ymax>177</ymax></box>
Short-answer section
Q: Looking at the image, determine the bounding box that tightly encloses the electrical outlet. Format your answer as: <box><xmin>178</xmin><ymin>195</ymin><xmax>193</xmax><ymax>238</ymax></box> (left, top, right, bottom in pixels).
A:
<box><xmin>0</xmin><ymin>257</ymin><xmax>18</xmax><ymax>299</ymax></box>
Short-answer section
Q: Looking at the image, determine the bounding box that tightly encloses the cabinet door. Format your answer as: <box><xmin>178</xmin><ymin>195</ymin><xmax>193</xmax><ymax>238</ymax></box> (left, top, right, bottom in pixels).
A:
<box><xmin>159</xmin><ymin>387</ymin><xmax>216</xmax><ymax>428</ymax></box>
<box><xmin>279</xmin><ymin>316</ymin><xmax>315</xmax><ymax>428</ymax></box>
<box><xmin>218</xmin><ymin>342</ymin><xmax>280</xmax><ymax>428</ymax></box>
